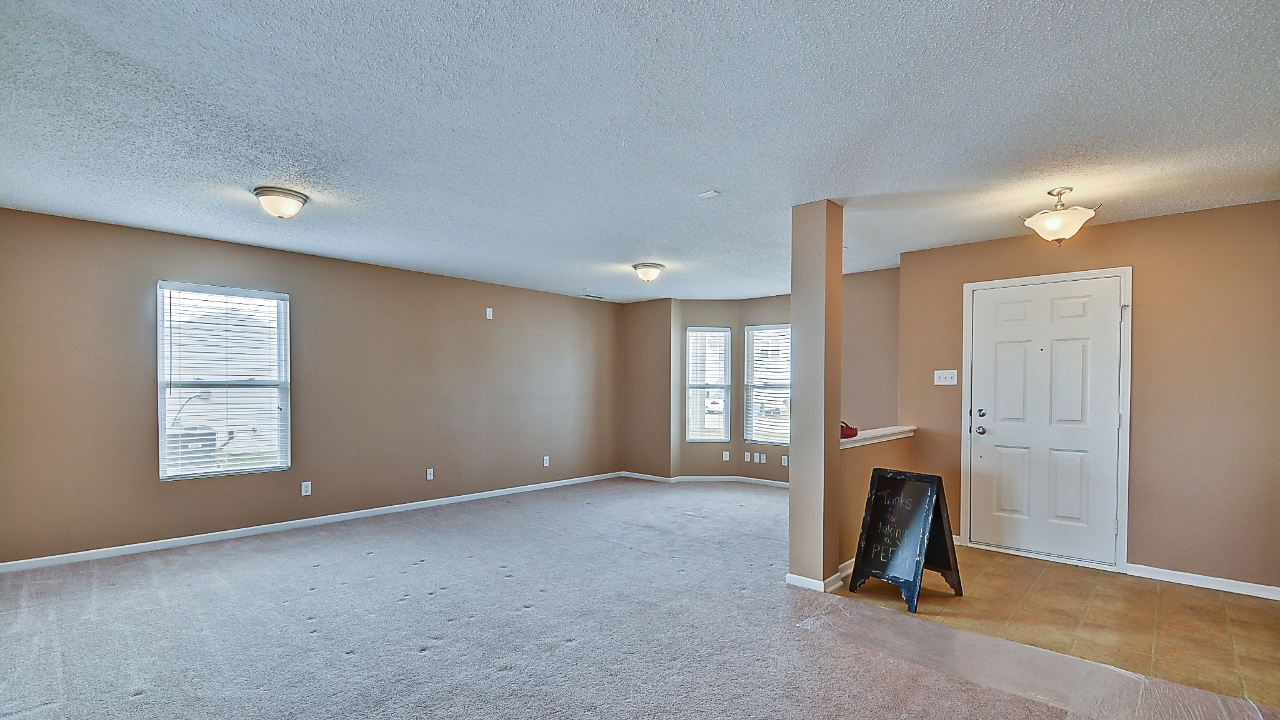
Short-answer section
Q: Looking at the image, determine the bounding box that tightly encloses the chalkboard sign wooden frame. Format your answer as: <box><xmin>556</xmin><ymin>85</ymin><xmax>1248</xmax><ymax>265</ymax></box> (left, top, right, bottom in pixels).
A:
<box><xmin>848</xmin><ymin>468</ymin><xmax>962</xmax><ymax>613</ymax></box>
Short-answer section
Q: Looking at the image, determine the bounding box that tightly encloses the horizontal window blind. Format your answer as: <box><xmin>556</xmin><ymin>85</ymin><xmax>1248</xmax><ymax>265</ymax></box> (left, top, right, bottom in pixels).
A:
<box><xmin>687</xmin><ymin>327</ymin><xmax>730</xmax><ymax>442</ymax></box>
<box><xmin>157</xmin><ymin>281</ymin><xmax>291</xmax><ymax>480</ymax></box>
<box><xmin>745</xmin><ymin>324</ymin><xmax>790</xmax><ymax>445</ymax></box>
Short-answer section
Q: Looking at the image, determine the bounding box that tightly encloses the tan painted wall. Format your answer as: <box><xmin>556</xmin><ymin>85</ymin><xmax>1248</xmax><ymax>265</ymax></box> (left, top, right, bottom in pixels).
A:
<box><xmin>673</xmin><ymin>297</ymin><xmax>792</xmax><ymax>482</ymax></box>
<box><xmin>838</xmin><ymin>437</ymin><xmax>915</xmax><ymax>565</ymax></box>
<box><xmin>616</xmin><ymin>300</ymin><xmax>673</xmax><ymax>478</ymax></box>
<box><xmin>898</xmin><ymin>201</ymin><xmax>1280</xmax><ymax>587</ymax></box>
<box><xmin>789</xmin><ymin>199</ymin><xmax>845</xmax><ymax>581</ymax></box>
<box><xmin>0</xmin><ymin>209</ymin><xmax>619</xmax><ymax>563</ymax></box>
<box><xmin>612</xmin><ymin>272</ymin><xmax>901</xmax><ymax>485</ymax></box>
<box><xmin>841</xmin><ymin>268</ymin><xmax>899</xmax><ymax>430</ymax></box>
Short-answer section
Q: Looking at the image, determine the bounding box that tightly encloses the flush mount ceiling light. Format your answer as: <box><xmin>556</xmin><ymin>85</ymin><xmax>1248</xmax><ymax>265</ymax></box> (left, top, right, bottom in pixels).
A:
<box><xmin>696</xmin><ymin>190</ymin><xmax>721</xmax><ymax>199</ymax></box>
<box><xmin>632</xmin><ymin>263</ymin><xmax>665</xmax><ymax>282</ymax></box>
<box><xmin>253</xmin><ymin>187</ymin><xmax>308</xmax><ymax>218</ymax></box>
<box><xmin>1022</xmin><ymin>187</ymin><xmax>1099</xmax><ymax>246</ymax></box>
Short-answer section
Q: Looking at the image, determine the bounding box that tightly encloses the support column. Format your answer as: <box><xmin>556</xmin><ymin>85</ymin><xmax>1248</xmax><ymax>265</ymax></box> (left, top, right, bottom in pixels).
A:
<box><xmin>787</xmin><ymin>200</ymin><xmax>842</xmax><ymax>590</ymax></box>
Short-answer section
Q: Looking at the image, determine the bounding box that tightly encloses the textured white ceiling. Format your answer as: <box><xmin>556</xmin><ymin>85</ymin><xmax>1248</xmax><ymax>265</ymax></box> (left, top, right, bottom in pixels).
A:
<box><xmin>2</xmin><ymin>1</ymin><xmax>1277</xmax><ymax>302</ymax></box>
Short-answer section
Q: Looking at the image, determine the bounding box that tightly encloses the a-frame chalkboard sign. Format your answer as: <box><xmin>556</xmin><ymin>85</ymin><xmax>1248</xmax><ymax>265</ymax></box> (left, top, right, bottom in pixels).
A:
<box><xmin>848</xmin><ymin>468</ymin><xmax>962</xmax><ymax>613</ymax></box>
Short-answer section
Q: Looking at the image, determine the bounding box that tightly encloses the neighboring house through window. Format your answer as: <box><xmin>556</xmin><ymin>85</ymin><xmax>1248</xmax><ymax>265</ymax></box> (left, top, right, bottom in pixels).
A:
<box><xmin>745</xmin><ymin>324</ymin><xmax>791</xmax><ymax>445</ymax></box>
<box><xmin>157</xmin><ymin>281</ymin><xmax>291</xmax><ymax>480</ymax></box>
<box><xmin>686</xmin><ymin>327</ymin><xmax>730</xmax><ymax>442</ymax></box>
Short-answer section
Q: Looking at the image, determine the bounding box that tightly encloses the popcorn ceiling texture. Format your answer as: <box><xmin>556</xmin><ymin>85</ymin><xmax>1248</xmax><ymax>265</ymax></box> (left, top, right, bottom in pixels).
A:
<box><xmin>0</xmin><ymin>1</ymin><xmax>1276</xmax><ymax>301</ymax></box>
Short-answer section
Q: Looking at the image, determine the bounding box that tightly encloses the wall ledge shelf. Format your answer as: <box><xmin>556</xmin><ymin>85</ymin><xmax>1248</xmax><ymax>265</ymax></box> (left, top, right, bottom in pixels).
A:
<box><xmin>840</xmin><ymin>425</ymin><xmax>916</xmax><ymax>450</ymax></box>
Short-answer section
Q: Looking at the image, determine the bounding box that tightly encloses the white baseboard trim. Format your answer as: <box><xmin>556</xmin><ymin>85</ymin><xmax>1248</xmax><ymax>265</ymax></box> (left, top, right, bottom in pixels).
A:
<box><xmin>0</xmin><ymin>472</ymin><xmax>616</xmax><ymax>575</ymax></box>
<box><xmin>785</xmin><ymin>573</ymin><xmax>825</xmax><ymax>592</ymax></box>
<box><xmin>786</xmin><ymin>561</ymin><xmax>854</xmax><ymax>594</ymax></box>
<box><xmin>956</xmin><ymin>537</ymin><xmax>1279</xmax><ymax>601</ymax></box>
<box><xmin>1</xmin><ymin>471</ymin><xmax>792</xmax><ymax>575</ymax></box>
<box><xmin>617</xmin><ymin>472</ymin><xmax>787</xmax><ymax>488</ymax></box>
<box><xmin>17</xmin><ymin>472</ymin><xmax>1271</xmax><ymax>602</ymax></box>
<box><xmin>1126</xmin><ymin>563</ymin><xmax>1280</xmax><ymax>601</ymax></box>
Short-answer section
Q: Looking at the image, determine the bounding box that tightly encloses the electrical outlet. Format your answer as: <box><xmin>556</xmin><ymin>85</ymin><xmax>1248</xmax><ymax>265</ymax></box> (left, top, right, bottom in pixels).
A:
<box><xmin>934</xmin><ymin>369</ymin><xmax>958</xmax><ymax>385</ymax></box>
<box><xmin>744</xmin><ymin>451</ymin><xmax>751</xmax><ymax>462</ymax></box>
<box><xmin>426</xmin><ymin>468</ymin><xmax>434</xmax><ymax>481</ymax></box>
<box><xmin>486</xmin><ymin>307</ymin><xmax>493</xmax><ymax>320</ymax></box>
<box><xmin>781</xmin><ymin>455</ymin><xmax>788</xmax><ymax>467</ymax></box>
<box><xmin>543</xmin><ymin>456</ymin><xmax>550</xmax><ymax>467</ymax></box>
<box><xmin>722</xmin><ymin>451</ymin><xmax>729</xmax><ymax>461</ymax></box>
<box><xmin>301</xmin><ymin>481</ymin><xmax>311</xmax><ymax>496</ymax></box>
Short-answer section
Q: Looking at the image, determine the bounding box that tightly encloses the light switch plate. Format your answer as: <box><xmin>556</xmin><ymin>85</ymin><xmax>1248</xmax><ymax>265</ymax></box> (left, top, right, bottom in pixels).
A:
<box><xmin>301</xmin><ymin>481</ymin><xmax>311</xmax><ymax>496</ymax></box>
<box><xmin>781</xmin><ymin>455</ymin><xmax>788</xmax><ymax>467</ymax></box>
<box><xmin>760</xmin><ymin>454</ymin><xmax>766</xmax><ymax>464</ymax></box>
<box><xmin>722</xmin><ymin>451</ymin><xmax>730</xmax><ymax>461</ymax></box>
<box><xmin>744</xmin><ymin>451</ymin><xmax>751</xmax><ymax>462</ymax></box>
<box><xmin>426</xmin><ymin>468</ymin><xmax>433</xmax><ymax>480</ymax></box>
<box><xmin>934</xmin><ymin>369</ymin><xmax>958</xmax><ymax>385</ymax></box>
<box><xmin>486</xmin><ymin>307</ymin><xmax>493</xmax><ymax>320</ymax></box>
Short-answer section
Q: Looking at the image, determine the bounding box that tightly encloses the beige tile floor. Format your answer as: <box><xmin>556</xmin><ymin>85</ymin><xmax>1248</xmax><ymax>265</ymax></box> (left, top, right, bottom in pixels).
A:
<box><xmin>833</xmin><ymin>545</ymin><xmax>1280</xmax><ymax>706</ymax></box>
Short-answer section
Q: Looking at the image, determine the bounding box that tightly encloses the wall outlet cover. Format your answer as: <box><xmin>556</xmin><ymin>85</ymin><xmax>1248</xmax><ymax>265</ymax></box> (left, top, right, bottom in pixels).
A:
<box><xmin>301</xmin><ymin>481</ymin><xmax>311</xmax><ymax>496</ymax></box>
<box><xmin>543</xmin><ymin>456</ymin><xmax>550</xmax><ymax>467</ymax></box>
<box><xmin>744</xmin><ymin>451</ymin><xmax>751</xmax><ymax>462</ymax></box>
<box><xmin>426</xmin><ymin>468</ymin><xmax>434</xmax><ymax>480</ymax></box>
<box><xmin>760</xmin><ymin>454</ymin><xmax>766</xmax><ymax>464</ymax></box>
<box><xmin>781</xmin><ymin>455</ymin><xmax>788</xmax><ymax>467</ymax></box>
<box><xmin>934</xmin><ymin>369</ymin><xmax>958</xmax><ymax>385</ymax></box>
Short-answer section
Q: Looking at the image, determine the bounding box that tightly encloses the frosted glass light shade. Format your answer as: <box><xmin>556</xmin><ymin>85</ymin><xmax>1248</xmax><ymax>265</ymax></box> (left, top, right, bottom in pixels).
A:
<box><xmin>1023</xmin><ymin>205</ymin><xmax>1094</xmax><ymax>242</ymax></box>
<box><xmin>253</xmin><ymin>187</ymin><xmax>308</xmax><ymax>218</ymax></box>
<box><xmin>633</xmin><ymin>263</ymin><xmax>664</xmax><ymax>281</ymax></box>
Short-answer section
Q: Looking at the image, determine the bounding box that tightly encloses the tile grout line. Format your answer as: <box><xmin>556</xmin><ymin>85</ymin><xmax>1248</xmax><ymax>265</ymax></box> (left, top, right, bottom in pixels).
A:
<box><xmin>995</xmin><ymin>563</ymin><xmax>1047</xmax><ymax>639</ymax></box>
<box><xmin>1222</xmin><ymin>594</ymin><xmax>1247</xmax><ymax>699</ymax></box>
<box><xmin>1066</xmin><ymin>572</ymin><xmax>1102</xmax><ymax>660</ymax></box>
<box><xmin>1152</xmin><ymin>581</ymin><xmax>1163</xmax><ymax>677</ymax></box>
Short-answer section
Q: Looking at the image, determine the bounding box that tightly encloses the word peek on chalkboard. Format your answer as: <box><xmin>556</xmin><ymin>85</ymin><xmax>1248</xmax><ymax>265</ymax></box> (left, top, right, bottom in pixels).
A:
<box><xmin>848</xmin><ymin>468</ymin><xmax>962</xmax><ymax>613</ymax></box>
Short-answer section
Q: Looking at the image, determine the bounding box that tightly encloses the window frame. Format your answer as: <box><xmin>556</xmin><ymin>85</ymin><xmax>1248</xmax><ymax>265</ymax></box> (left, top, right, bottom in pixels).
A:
<box><xmin>685</xmin><ymin>326</ymin><xmax>731</xmax><ymax>443</ymax></box>
<box><xmin>745</xmin><ymin>323</ymin><xmax>791</xmax><ymax>446</ymax></box>
<box><xmin>156</xmin><ymin>280</ymin><xmax>292</xmax><ymax>481</ymax></box>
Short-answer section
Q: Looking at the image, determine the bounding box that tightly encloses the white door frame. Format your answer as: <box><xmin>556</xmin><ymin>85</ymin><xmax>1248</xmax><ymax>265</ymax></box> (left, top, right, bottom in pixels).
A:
<box><xmin>960</xmin><ymin>267</ymin><xmax>1133</xmax><ymax>571</ymax></box>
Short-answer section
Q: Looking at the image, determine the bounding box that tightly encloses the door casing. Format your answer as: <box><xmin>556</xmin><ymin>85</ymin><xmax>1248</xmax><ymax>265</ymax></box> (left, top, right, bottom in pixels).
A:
<box><xmin>960</xmin><ymin>267</ymin><xmax>1132</xmax><ymax>571</ymax></box>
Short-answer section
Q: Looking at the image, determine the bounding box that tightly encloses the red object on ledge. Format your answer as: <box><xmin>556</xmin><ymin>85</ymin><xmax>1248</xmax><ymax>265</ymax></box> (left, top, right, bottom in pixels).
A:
<box><xmin>840</xmin><ymin>422</ymin><xmax>858</xmax><ymax>439</ymax></box>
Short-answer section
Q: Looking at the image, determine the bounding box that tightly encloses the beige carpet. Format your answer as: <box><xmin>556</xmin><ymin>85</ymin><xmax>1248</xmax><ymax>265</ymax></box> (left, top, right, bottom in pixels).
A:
<box><xmin>0</xmin><ymin>478</ymin><xmax>1180</xmax><ymax>718</ymax></box>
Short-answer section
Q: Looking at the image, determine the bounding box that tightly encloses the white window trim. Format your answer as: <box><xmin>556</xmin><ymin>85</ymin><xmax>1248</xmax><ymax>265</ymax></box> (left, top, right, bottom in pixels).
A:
<box><xmin>157</xmin><ymin>280</ymin><xmax>292</xmax><ymax>481</ymax></box>
<box><xmin>745</xmin><ymin>323</ymin><xmax>790</xmax><ymax>447</ymax></box>
<box><xmin>686</xmin><ymin>326</ymin><xmax>731</xmax><ymax>443</ymax></box>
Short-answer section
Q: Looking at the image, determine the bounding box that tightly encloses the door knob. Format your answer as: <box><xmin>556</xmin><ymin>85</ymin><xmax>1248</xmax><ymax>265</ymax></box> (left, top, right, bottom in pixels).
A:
<box><xmin>975</xmin><ymin>426</ymin><xmax>987</xmax><ymax>435</ymax></box>
<box><xmin>976</xmin><ymin>408</ymin><xmax>986</xmax><ymax>417</ymax></box>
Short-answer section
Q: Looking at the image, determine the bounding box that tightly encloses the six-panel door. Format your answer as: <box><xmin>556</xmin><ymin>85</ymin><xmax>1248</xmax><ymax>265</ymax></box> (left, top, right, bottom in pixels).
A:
<box><xmin>969</xmin><ymin>276</ymin><xmax>1122</xmax><ymax>564</ymax></box>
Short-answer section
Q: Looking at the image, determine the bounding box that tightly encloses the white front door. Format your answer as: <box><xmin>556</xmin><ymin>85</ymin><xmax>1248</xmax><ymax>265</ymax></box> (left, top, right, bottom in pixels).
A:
<box><xmin>968</xmin><ymin>275</ymin><xmax>1123</xmax><ymax>564</ymax></box>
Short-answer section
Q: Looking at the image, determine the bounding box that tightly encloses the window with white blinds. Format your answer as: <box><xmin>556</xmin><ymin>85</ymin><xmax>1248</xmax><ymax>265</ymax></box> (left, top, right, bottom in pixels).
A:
<box><xmin>157</xmin><ymin>281</ymin><xmax>291</xmax><ymax>480</ymax></box>
<box><xmin>745</xmin><ymin>324</ymin><xmax>791</xmax><ymax>445</ymax></box>
<box><xmin>686</xmin><ymin>327</ymin><xmax>730</xmax><ymax>442</ymax></box>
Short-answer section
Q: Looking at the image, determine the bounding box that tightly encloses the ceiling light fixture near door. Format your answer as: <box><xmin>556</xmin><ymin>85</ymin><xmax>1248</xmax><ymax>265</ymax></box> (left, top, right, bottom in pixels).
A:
<box><xmin>1022</xmin><ymin>187</ymin><xmax>1099</xmax><ymax>246</ymax></box>
<box><xmin>253</xmin><ymin>187</ymin><xmax>309</xmax><ymax>218</ymax></box>
<box><xmin>632</xmin><ymin>263</ymin><xmax>665</xmax><ymax>282</ymax></box>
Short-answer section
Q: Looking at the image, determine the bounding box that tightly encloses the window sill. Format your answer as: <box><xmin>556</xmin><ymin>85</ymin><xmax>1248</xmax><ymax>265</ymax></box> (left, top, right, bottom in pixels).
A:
<box><xmin>161</xmin><ymin>465</ymin><xmax>290</xmax><ymax>481</ymax></box>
